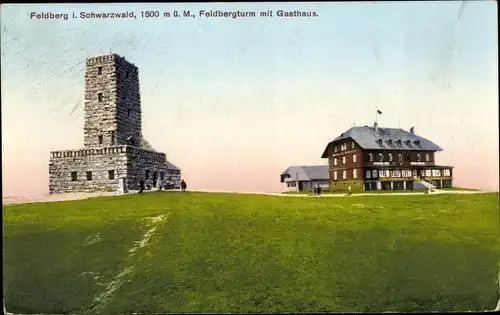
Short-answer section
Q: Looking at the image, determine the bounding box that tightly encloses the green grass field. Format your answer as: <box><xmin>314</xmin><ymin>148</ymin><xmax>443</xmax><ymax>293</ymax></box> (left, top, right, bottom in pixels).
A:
<box><xmin>3</xmin><ymin>192</ymin><xmax>499</xmax><ymax>313</ymax></box>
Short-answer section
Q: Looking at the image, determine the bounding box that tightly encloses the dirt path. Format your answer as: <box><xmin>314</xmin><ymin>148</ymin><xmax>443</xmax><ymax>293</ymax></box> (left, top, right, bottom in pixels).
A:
<box><xmin>3</xmin><ymin>189</ymin><xmax>495</xmax><ymax>206</ymax></box>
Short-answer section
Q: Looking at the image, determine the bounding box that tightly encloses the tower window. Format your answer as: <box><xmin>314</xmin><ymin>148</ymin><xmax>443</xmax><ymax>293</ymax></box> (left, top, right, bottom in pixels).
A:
<box><xmin>110</xmin><ymin>131</ymin><xmax>115</xmax><ymax>145</ymax></box>
<box><xmin>160</xmin><ymin>172</ymin><xmax>165</xmax><ymax>180</ymax></box>
<box><xmin>98</xmin><ymin>135</ymin><xmax>103</xmax><ymax>145</ymax></box>
<box><xmin>86</xmin><ymin>171</ymin><xmax>93</xmax><ymax>181</ymax></box>
<box><xmin>108</xmin><ymin>170</ymin><xmax>115</xmax><ymax>180</ymax></box>
<box><xmin>97</xmin><ymin>66</ymin><xmax>103</xmax><ymax>75</ymax></box>
<box><xmin>98</xmin><ymin>93</ymin><xmax>103</xmax><ymax>102</ymax></box>
<box><xmin>145</xmin><ymin>170</ymin><xmax>150</xmax><ymax>180</ymax></box>
<box><xmin>71</xmin><ymin>171</ymin><xmax>78</xmax><ymax>181</ymax></box>
<box><xmin>126</xmin><ymin>71</ymin><xmax>130</xmax><ymax>79</ymax></box>
<box><xmin>127</xmin><ymin>109</ymin><xmax>131</xmax><ymax>117</ymax></box>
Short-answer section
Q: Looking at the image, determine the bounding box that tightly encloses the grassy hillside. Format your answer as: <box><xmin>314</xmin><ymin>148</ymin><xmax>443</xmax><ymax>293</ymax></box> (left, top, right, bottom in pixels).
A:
<box><xmin>3</xmin><ymin>192</ymin><xmax>499</xmax><ymax>313</ymax></box>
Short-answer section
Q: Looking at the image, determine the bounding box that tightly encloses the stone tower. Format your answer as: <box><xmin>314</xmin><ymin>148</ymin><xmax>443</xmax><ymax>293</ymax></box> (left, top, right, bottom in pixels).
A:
<box><xmin>48</xmin><ymin>53</ymin><xmax>181</xmax><ymax>194</ymax></box>
<box><xmin>84</xmin><ymin>54</ymin><xmax>142</xmax><ymax>148</ymax></box>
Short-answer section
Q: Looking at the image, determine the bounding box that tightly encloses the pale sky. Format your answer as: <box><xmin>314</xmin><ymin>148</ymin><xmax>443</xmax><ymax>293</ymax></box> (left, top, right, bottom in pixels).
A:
<box><xmin>1</xmin><ymin>1</ymin><xmax>498</xmax><ymax>196</ymax></box>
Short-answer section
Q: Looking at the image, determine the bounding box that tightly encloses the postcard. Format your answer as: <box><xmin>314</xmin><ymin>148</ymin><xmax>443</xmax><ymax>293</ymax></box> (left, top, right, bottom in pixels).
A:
<box><xmin>2</xmin><ymin>1</ymin><xmax>499</xmax><ymax>314</ymax></box>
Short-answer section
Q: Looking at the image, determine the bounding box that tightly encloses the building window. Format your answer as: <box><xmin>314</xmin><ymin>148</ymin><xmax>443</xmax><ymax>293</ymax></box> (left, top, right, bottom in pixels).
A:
<box><xmin>86</xmin><ymin>171</ymin><xmax>93</xmax><ymax>181</ymax></box>
<box><xmin>443</xmin><ymin>169</ymin><xmax>451</xmax><ymax>176</ymax></box>
<box><xmin>334</xmin><ymin>158</ymin><xmax>338</xmax><ymax>166</ymax></box>
<box><xmin>353</xmin><ymin>169</ymin><xmax>358</xmax><ymax>179</ymax></box>
<box><xmin>70</xmin><ymin>171</ymin><xmax>78</xmax><ymax>181</ymax></box>
<box><xmin>416</xmin><ymin>154</ymin><xmax>421</xmax><ymax>162</ymax></box>
<box><xmin>378</xmin><ymin>153</ymin><xmax>384</xmax><ymax>162</ymax></box>
<box><xmin>333</xmin><ymin>171</ymin><xmax>338</xmax><ymax>180</ymax></box>
<box><xmin>98</xmin><ymin>135</ymin><xmax>103</xmax><ymax>145</ymax></box>
<box><xmin>412</xmin><ymin>169</ymin><xmax>418</xmax><ymax>177</ymax></box>
<box><xmin>365</xmin><ymin>170</ymin><xmax>371</xmax><ymax>179</ymax></box>
<box><xmin>97</xmin><ymin>66</ymin><xmax>103</xmax><ymax>75</ymax></box>
<box><xmin>352</xmin><ymin>154</ymin><xmax>357</xmax><ymax>163</ymax></box>
<box><xmin>334</xmin><ymin>145</ymin><xmax>338</xmax><ymax>153</ymax></box>
<box><xmin>145</xmin><ymin>170</ymin><xmax>150</xmax><ymax>180</ymax></box>
<box><xmin>388</xmin><ymin>153</ymin><xmax>393</xmax><ymax>162</ymax></box>
<box><xmin>342</xmin><ymin>156</ymin><xmax>346</xmax><ymax>165</ymax></box>
<box><xmin>110</xmin><ymin>131</ymin><xmax>115</xmax><ymax>145</ymax></box>
<box><xmin>372</xmin><ymin>170</ymin><xmax>378</xmax><ymax>178</ymax></box>
<box><xmin>402</xmin><ymin>170</ymin><xmax>412</xmax><ymax>177</ymax></box>
<box><xmin>98</xmin><ymin>93</ymin><xmax>103</xmax><ymax>102</ymax></box>
<box><xmin>342</xmin><ymin>170</ymin><xmax>347</xmax><ymax>180</ymax></box>
<box><xmin>108</xmin><ymin>170</ymin><xmax>115</xmax><ymax>180</ymax></box>
<box><xmin>424</xmin><ymin>169</ymin><xmax>431</xmax><ymax>177</ymax></box>
<box><xmin>351</xmin><ymin>141</ymin><xmax>355</xmax><ymax>149</ymax></box>
<box><xmin>426</xmin><ymin>153</ymin><xmax>430</xmax><ymax>162</ymax></box>
<box><xmin>379</xmin><ymin>169</ymin><xmax>389</xmax><ymax>177</ymax></box>
<box><xmin>392</xmin><ymin>170</ymin><xmax>401</xmax><ymax>177</ymax></box>
<box><xmin>160</xmin><ymin>172</ymin><xmax>165</xmax><ymax>180</ymax></box>
<box><xmin>432</xmin><ymin>169</ymin><xmax>441</xmax><ymax>177</ymax></box>
<box><xmin>126</xmin><ymin>71</ymin><xmax>130</xmax><ymax>79</ymax></box>
<box><xmin>398</xmin><ymin>154</ymin><xmax>403</xmax><ymax>163</ymax></box>
<box><xmin>368</xmin><ymin>153</ymin><xmax>373</xmax><ymax>162</ymax></box>
<box><xmin>127</xmin><ymin>108</ymin><xmax>131</xmax><ymax>117</ymax></box>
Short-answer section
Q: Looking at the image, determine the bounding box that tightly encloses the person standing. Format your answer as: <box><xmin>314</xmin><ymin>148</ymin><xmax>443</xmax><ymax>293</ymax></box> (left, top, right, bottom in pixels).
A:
<box><xmin>139</xmin><ymin>179</ymin><xmax>145</xmax><ymax>194</ymax></box>
<box><xmin>181</xmin><ymin>180</ymin><xmax>187</xmax><ymax>192</ymax></box>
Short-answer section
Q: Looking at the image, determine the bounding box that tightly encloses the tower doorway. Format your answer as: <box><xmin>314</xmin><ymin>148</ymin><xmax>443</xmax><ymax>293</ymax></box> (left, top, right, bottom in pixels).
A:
<box><xmin>153</xmin><ymin>171</ymin><xmax>158</xmax><ymax>186</ymax></box>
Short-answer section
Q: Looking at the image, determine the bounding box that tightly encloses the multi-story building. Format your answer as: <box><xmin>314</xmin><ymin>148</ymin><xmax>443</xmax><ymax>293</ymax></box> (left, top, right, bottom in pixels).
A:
<box><xmin>48</xmin><ymin>53</ymin><xmax>181</xmax><ymax>193</ymax></box>
<box><xmin>320</xmin><ymin>123</ymin><xmax>453</xmax><ymax>191</ymax></box>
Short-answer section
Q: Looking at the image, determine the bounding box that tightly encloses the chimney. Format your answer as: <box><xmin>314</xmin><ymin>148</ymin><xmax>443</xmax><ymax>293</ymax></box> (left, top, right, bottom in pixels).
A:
<box><xmin>374</xmin><ymin>122</ymin><xmax>378</xmax><ymax>130</ymax></box>
<box><xmin>410</xmin><ymin>127</ymin><xmax>415</xmax><ymax>134</ymax></box>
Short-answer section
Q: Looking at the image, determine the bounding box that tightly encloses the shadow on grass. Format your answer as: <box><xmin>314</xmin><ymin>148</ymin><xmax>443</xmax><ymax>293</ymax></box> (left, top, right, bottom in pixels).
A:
<box><xmin>99</xmin><ymin>222</ymin><xmax>499</xmax><ymax>313</ymax></box>
<box><xmin>329</xmin><ymin>228</ymin><xmax>499</xmax><ymax>312</ymax></box>
<box><xmin>3</xmin><ymin>220</ymin><xmax>144</xmax><ymax>314</ymax></box>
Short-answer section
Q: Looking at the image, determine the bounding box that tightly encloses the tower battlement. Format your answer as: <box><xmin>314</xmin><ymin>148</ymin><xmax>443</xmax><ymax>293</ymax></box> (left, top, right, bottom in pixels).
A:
<box><xmin>50</xmin><ymin>146</ymin><xmax>166</xmax><ymax>163</ymax></box>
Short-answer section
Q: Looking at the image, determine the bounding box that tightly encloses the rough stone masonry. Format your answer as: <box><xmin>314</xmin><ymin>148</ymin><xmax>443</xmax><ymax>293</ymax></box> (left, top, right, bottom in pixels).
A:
<box><xmin>49</xmin><ymin>53</ymin><xmax>181</xmax><ymax>193</ymax></box>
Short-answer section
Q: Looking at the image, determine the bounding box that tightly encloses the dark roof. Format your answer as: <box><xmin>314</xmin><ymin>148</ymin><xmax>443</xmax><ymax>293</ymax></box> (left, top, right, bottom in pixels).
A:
<box><xmin>166</xmin><ymin>160</ymin><xmax>180</xmax><ymax>171</ymax></box>
<box><xmin>280</xmin><ymin>165</ymin><xmax>329</xmax><ymax>182</ymax></box>
<box><xmin>321</xmin><ymin>126</ymin><xmax>443</xmax><ymax>158</ymax></box>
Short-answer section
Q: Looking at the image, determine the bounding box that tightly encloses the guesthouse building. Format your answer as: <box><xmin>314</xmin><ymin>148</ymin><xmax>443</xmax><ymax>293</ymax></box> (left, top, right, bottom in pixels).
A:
<box><xmin>320</xmin><ymin>123</ymin><xmax>453</xmax><ymax>191</ymax></box>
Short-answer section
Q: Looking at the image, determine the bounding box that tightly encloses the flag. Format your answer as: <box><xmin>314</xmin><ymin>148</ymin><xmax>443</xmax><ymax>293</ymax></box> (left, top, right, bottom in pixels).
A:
<box><xmin>377</xmin><ymin>110</ymin><xmax>383</xmax><ymax>115</ymax></box>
